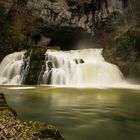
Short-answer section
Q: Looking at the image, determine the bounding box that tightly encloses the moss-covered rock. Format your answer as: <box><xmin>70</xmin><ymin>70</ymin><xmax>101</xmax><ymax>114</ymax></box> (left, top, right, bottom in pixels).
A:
<box><xmin>102</xmin><ymin>24</ymin><xmax>140</xmax><ymax>80</ymax></box>
<box><xmin>24</xmin><ymin>47</ymin><xmax>47</xmax><ymax>85</ymax></box>
<box><xmin>0</xmin><ymin>93</ymin><xmax>65</xmax><ymax>140</ymax></box>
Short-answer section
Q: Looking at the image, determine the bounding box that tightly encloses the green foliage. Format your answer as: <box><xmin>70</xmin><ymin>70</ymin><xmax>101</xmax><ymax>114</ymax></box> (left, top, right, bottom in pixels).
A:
<box><xmin>95</xmin><ymin>12</ymin><xmax>120</xmax><ymax>32</ymax></box>
<box><xmin>113</xmin><ymin>25</ymin><xmax>138</xmax><ymax>50</ymax></box>
<box><xmin>96</xmin><ymin>18</ymin><xmax>114</xmax><ymax>32</ymax></box>
<box><xmin>121</xmin><ymin>32</ymin><xmax>136</xmax><ymax>49</ymax></box>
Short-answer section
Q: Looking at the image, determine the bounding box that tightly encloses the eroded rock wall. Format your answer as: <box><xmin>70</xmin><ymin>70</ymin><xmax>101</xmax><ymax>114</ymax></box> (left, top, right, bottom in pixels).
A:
<box><xmin>0</xmin><ymin>0</ymin><xmax>127</xmax><ymax>33</ymax></box>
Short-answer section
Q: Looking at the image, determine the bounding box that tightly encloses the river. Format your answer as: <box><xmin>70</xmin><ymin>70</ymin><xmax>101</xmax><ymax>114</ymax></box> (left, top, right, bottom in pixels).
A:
<box><xmin>1</xmin><ymin>86</ymin><xmax>140</xmax><ymax>140</ymax></box>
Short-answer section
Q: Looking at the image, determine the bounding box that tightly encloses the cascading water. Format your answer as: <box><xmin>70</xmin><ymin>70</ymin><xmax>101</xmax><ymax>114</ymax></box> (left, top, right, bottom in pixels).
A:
<box><xmin>0</xmin><ymin>49</ymin><xmax>124</xmax><ymax>86</ymax></box>
<box><xmin>0</xmin><ymin>52</ymin><xmax>26</xmax><ymax>85</ymax></box>
<box><xmin>42</xmin><ymin>49</ymin><xmax>124</xmax><ymax>86</ymax></box>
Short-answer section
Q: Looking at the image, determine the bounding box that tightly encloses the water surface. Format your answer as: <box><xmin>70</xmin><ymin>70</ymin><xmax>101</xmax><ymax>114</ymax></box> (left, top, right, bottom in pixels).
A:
<box><xmin>1</xmin><ymin>86</ymin><xmax>140</xmax><ymax>140</ymax></box>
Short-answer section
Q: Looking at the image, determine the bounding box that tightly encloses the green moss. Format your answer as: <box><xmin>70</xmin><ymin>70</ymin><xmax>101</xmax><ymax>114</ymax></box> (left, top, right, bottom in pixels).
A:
<box><xmin>24</xmin><ymin>47</ymin><xmax>47</xmax><ymax>85</ymax></box>
<box><xmin>96</xmin><ymin>19</ymin><xmax>115</xmax><ymax>32</ymax></box>
<box><xmin>121</xmin><ymin>32</ymin><xmax>136</xmax><ymax>49</ymax></box>
<box><xmin>95</xmin><ymin>12</ymin><xmax>120</xmax><ymax>33</ymax></box>
<box><xmin>113</xmin><ymin>25</ymin><xmax>139</xmax><ymax>48</ymax></box>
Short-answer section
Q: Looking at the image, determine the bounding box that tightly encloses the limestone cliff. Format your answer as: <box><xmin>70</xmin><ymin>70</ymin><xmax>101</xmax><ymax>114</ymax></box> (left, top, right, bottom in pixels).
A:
<box><xmin>0</xmin><ymin>0</ymin><xmax>127</xmax><ymax>34</ymax></box>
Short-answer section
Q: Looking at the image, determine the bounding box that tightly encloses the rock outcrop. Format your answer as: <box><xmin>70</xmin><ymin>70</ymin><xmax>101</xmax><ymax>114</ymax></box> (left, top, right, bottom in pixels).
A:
<box><xmin>0</xmin><ymin>0</ymin><xmax>126</xmax><ymax>34</ymax></box>
<box><xmin>0</xmin><ymin>0</ymin><xmax>129</xmax><ymax>50</ymax></box>
<box><xmin>0</xmin><ymin>93</ymin><xmax>65</xmax><ymax>140</ymax></box>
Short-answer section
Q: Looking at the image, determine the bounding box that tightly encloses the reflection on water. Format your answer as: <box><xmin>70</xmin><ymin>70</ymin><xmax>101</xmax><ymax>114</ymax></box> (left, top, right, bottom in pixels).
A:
<box><xmin>1</xmin><ymin>87</ymin><xmax>140</xmax><ymax>140</ymax></box>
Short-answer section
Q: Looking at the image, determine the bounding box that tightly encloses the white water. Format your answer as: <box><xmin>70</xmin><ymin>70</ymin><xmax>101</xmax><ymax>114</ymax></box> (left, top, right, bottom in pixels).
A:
<box><xmin>0</xmin><ymin>52</ymin><xmax>25</xmax><ymax>85</ymax></box>
<box><xmin>0</xmin><ymin>49</ymin><xmax>125</xmax><ymax>86</ymax></box>
<box><xmin>43</xmin><ymin>49</ymin><xmax>124</xmax><ymax>86</ymax></box>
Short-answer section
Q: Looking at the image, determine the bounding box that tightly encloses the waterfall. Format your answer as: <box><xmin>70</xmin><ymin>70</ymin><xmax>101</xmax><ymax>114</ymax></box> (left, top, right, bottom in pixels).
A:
<box><xmin>42</xmin><ymin>49</ymin><xmax>124</xmax><ymax>86</ymax></box>
<box><xmin>0</xmin><ymin>52</ymin><xmax>26</xmax><ymax>85</ymax></box>
<box><xmin>0</xmin><ymin>49</ymin><xmax>124</xmax><ymax>86</ymax></box>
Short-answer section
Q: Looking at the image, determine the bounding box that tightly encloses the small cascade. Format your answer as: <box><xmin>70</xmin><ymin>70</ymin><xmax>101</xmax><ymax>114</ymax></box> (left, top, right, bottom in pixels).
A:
<box><xmin>42</xmin><ymin>49</ymin><xmax>124</xmax><ymax>86</ymax></box>
<box><xmin>0</xmin><ymin>52</ymin><xmax>26</xmax><ymax>85</ymax></box>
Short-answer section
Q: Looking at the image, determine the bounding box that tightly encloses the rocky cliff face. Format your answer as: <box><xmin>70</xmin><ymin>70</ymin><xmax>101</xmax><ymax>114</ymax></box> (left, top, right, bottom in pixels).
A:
<box><xmin>0</xmin><ymin>0</ymin><xmax>128</xmax><ymax>50</ymax></box>
<box><xmin>1</xmin><ymin>0</ymin><xmax>126</xmax><ymax>34</ymax></box>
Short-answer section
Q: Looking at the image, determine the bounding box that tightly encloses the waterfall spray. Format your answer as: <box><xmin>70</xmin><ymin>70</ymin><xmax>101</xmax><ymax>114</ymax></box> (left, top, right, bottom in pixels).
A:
<box><xmin>0</xmin><ymin>52</ymin><xmax>26</xmax><ymax>85</ymax></box>
<box><xmin>42</xmin><ymin>49</ymin><xmax>124</xmax><ymax>86</ymax></box>
<box><xmin>0</xmin><ymin>49</ymin><xmax>124</xmax><ymax>86</ymax></box>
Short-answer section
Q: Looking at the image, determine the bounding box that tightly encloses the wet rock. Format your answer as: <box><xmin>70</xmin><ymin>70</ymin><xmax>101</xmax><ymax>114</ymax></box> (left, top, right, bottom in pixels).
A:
<box><xmin>79</xmin><ymin>59</ymin><xmax>84</xmax><ymax>64</ymax></box>
<box><xmin>24</xmin><ymin>47</ymin><xmax>47</xmax><ymax>85</ymax></box>
<box><xmin>74</xmin><ymin>58</ymin><xmax>84</xmax><ymax>64</ymax></box>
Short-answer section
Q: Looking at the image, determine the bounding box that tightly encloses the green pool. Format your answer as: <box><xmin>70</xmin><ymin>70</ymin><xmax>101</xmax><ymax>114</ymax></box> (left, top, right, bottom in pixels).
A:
<box><xmin>1</xmin><ymin>86</ymin><xmax>140</xmax><ymax>140</ymax></box>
